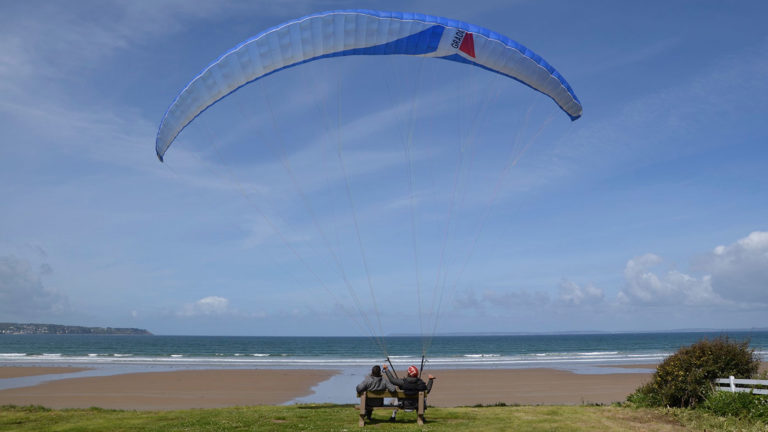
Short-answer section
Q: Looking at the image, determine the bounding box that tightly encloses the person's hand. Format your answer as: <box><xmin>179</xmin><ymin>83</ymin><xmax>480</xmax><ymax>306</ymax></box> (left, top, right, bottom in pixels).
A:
<box><xmin>382</xmin><ymin>364</ymin><xmax>388</xmax><ymax>370</ymax></box>
<box><xmin>427</xmin><ymin>374</ymin><xmax>435</xmax><ymax>379</ymax></box>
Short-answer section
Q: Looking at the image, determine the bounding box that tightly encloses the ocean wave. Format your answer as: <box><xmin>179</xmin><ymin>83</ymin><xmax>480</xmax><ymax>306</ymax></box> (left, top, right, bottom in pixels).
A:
<box><xmin>0</xmin><ymin>349</ymin><xmax>758</xmax><ymax>368</ymax></box>
<box><xmin>0</xmin><ymin>352</ymin><xmax>668</xmax><ymax>366</ymax></box>
<box><xmin>2</xmin><ymin>332</ymin><xmax>764</xmax><ymax>369</ymax></box>
<box><xmin>578</xmin><ymin>351</ymin><xmax>619</xmax><ymax>356</ymax></box>
<box><xmin>463</xmin><ymin>354</ymin><xmax>500</xmax><ymax>358</ymax></box>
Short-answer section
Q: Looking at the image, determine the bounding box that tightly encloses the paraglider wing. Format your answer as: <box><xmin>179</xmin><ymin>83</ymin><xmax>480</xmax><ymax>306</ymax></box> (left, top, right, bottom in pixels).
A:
<box><xmin>156</xmin><ymin>9</ymin><xmax>582</xmax><ymax>161</ymax></box>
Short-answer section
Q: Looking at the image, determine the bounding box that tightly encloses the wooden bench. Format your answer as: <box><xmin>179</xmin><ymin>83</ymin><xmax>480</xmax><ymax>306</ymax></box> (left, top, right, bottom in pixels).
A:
<box><xmin>715</xmin><ymin>376</ymin><xmax>768</xmax><ymax>395</ymax></box>
<box><xmin>357</xmin><ymin>390</ymin><xmax>426</xmax><ymax>426</ymax></box>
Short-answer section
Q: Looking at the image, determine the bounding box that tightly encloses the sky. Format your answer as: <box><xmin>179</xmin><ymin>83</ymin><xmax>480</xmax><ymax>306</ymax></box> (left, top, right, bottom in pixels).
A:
<box><xmin>1</xmin><ymin>0</ymin><xmax>767</xmax><ymax>336</ymax></box>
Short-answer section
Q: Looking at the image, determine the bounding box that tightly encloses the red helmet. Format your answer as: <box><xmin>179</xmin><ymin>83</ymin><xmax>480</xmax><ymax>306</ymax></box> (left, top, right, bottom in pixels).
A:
<box><xmin>407</xmin><ymin>365</ymin><xmax>419</xmax><ymax>377</ymax></box>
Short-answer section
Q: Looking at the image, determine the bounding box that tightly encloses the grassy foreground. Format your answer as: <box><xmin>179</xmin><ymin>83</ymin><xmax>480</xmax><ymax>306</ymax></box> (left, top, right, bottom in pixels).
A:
<box><xmin>1</xmin><ymin>404</ymin><xmax>765</xmax><ymax>432</ymax></box>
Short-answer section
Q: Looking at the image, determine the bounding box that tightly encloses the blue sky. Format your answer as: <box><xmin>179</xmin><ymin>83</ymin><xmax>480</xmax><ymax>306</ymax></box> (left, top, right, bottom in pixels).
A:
<box><xmin>1</xmin><ymin>1</ymin><xmax>767</xmax><ymax>336</ymax></box>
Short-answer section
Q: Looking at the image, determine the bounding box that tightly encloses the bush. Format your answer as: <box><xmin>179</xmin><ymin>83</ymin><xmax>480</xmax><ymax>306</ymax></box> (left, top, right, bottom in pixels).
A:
<box><xmin>627</xmin><ymin>381</ymin><xmax>663</xmax><ymax>407</ymax></box>
<box><xmin>701</xmin><ymin>390</ymin><xmax>768</xmax><ymax>421</ymax></box>
<box><xmin>628</xmin><ymin>336</ymin><xmax>759</xmax><ymax>408</ymax></box>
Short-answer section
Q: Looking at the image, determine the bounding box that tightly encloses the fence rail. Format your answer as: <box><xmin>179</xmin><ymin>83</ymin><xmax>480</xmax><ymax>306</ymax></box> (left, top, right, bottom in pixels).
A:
<box><xmin>715</xmin><ymin>376</ymin><xmax>768</xmax><ymax>395</ymax></box>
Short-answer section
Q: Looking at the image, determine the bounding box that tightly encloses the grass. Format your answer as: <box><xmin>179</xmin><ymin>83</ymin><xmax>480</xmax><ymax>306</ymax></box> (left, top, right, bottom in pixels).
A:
<box><xmin>0</xmin><ymin>403</ymin><xmax>766</xmax><ymax>431</ymax></box>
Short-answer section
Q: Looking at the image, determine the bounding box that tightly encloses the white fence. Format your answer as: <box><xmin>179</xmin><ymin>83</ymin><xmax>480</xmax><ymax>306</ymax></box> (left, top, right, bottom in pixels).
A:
<box><xmin>715</xmin><ymin>376</ymin><xmax>768</xmax><ymax>395</ymax></box>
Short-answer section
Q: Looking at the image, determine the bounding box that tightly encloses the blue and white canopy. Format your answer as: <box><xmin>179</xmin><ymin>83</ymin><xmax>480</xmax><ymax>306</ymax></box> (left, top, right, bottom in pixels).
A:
<box><xmin>156</xmin><ymin>9</ymin><xmax>582</xmax><ymax>161</ymax></box>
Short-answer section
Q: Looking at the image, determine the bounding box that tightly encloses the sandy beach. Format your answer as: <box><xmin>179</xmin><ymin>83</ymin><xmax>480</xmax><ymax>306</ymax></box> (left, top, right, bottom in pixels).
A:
<box><xmin>0</xmin><ymin>369</ymin><xmax>337</xmax><ymax>410</ymax></box>
<box><xmin>0</xmin><ymin>366</ymin><xmax>653</xmax><ymax>409</ymax></box>
<box><xmin>426</xmin><ymin>368</ymin><xmax>653</xmax><ymax>406</ymax></box>
<box><xmin>2</xmin><ymin>363</ymin><xmax>765</xmax><ymax>410</ymax></box>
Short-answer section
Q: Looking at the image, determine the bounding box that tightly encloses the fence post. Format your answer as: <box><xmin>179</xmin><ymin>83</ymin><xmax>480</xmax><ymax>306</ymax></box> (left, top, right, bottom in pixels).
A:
<box><xmin>729</xmin><ymin>375</ymin><xmax>736</xmax><ymax>393</ymax></box>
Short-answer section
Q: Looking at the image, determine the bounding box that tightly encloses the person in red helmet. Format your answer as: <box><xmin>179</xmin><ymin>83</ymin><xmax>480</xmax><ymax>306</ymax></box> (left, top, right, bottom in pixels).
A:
<box><xmin>382</xmin><ymin>364</ymin><xmax>435</xmax><ymax>422</ymax></box>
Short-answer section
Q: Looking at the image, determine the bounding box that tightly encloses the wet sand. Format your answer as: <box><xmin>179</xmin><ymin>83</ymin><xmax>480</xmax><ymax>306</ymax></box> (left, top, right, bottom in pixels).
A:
<box><xmin>599</xmin><ymin>364</ymin><xmax>657</xmax><ymax>369</ymax></box>
<box><xmin>0</xmin><ymin>366</ymin><xmax>89</xmax><ymax>379</ymax></box>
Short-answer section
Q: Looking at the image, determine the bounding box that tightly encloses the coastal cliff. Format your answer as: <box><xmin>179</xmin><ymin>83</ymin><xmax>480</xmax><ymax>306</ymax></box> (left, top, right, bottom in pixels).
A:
<box><xmin>0</xmin><ymin>322</ymin><xmax>152</xmax><ymax>335</ymax></box>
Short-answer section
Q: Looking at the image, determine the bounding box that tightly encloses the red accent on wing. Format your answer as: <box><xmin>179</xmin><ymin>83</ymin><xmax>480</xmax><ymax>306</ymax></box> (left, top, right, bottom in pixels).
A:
<box><xmin>459</xmin><ymin>32</ymin><xmax>475</xmax><ymax>58</ymax></box>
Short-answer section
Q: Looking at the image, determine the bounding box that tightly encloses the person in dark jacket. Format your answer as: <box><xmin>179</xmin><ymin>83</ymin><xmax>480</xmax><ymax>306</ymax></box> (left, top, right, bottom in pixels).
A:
<box><xmin>356</xmin><ymin>365</ymin><xmax>396</xmax><ymax>420</ymax></box>
<box><xmin>382</xmin><ymin>364</ymin><xmax>435</xmax><ymax>421</ymax></box>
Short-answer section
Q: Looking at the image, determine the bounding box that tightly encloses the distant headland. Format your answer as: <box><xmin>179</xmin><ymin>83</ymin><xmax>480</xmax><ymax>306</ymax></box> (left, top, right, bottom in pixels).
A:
<box><xmin>0</xmin><ymin>322</ymin><xmax>152</xmax><ymax>335</ymax></box>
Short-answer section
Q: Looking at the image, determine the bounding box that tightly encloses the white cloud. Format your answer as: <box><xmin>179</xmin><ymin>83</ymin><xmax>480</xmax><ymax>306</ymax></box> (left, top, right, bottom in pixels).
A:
<box><xmin>618</xmin><ymin>253</ymin><xmax>723</xmax><ymax>306</ymax></box>
<box><xmin>557</xmin><ymin>280</ymin><xmax>604</xmax><ymax>305</ymax></box>
<box><xmin>179</xmin><ymin>296</ymin><xmax>231</xmax><ymax>317</ymax></box>
<box><xmin>459</xmin><ymin>231</ymin><xmax>768</xmax><ymax>317</ymax></box>
<box><xmin>454</xmin><ymin>279</ymin><xmax>606</xmax><ymax>315</ymax></box>
<box><xmin>616</xmin><ymin>232</ymin><xmax>768</xmax><ymax>307</ymax></box>
<box><xmin>699</xmin><ymin>231</ymin><xmax>768</xmax><ymax>303</ymax></box>
<box><xmin>616</xmin><ymin>230</ymin><xmax>768</xmax><ymax>308</ymax></box>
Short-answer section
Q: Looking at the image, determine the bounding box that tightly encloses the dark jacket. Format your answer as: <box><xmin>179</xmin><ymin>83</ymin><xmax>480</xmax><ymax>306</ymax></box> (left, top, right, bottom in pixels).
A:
<box><xmin>384</xmin><ymin>369</ymin><xmax>434</xmax><ymax>410</ymax></box>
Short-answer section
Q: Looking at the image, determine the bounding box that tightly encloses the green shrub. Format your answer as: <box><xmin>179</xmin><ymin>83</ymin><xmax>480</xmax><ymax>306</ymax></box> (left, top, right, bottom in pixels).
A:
<box><xmin>627</xmin><ymin>381</ymin><xmax>662</xmax><ymax>406</ymax></box>
<box><xmin>701</xmin><ymin>390</ymin><xmax>768</xmax><ymax>421</ymax></box>
<box><xmin>628</xmin><ymin>336</ymin><xmax>759</xmax><ymax>408</ymax></box>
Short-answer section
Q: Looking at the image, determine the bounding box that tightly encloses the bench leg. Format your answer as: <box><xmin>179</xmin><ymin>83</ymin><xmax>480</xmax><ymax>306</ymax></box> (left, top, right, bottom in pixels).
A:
<box><xmin>417</xmin><ymin>391</ymin><xmax>425</xmax><ymax>425</ymax></box>
<box><xmin>359</xmin><ymin>393</ymin><xmax>366</xmax><ymax>427</ymax></box>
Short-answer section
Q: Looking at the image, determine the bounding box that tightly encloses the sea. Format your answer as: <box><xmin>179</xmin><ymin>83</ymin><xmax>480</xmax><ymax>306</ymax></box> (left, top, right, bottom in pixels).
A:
<box><xmin>2</xmin><ymin>331</ymin><xmax>767</xmax><ymax>403</ymax></box>
<box><xmin>2</xmin><ymin>331</ymin><xmax>767</xmax><ymax>369</ymax></box>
